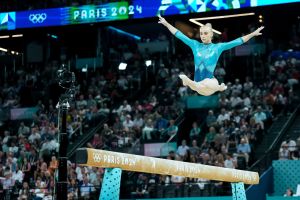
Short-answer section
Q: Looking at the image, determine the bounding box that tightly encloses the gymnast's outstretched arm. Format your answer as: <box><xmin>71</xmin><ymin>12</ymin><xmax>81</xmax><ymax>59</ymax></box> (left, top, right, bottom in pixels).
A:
<box><xmin>158</xmin><ymin>15</ymin><xmax>195</xmax><ymax>48</ymax></box>
<box><xmin>158</xmin><ymin>15</ymin><xmax>177</xmax><ymax>35</ymax></box>
<box><xmin>242</xmin><ymin>26</ymin><xmax>264</xmax><ymax>43</ymax></box>
<box><xmin>219</xmin><ymin>26</ymin><xmax>264</xmax><ymax>52</ymax></box>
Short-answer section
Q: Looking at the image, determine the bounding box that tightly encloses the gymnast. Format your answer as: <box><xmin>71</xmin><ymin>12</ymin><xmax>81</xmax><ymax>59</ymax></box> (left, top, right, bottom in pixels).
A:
<box><xmin>158</xmin><ymin>15</ymin><xmax>264</xmax><ymax>96</ymax></box>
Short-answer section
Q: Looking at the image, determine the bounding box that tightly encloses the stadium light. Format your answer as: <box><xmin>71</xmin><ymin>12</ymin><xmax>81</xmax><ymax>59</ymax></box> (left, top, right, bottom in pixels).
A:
<box><xmin>189</xmin><ymin>21</ymin><xmax>222</xmax><ymax>35</ymax></box>
<box><xmin>12</xmin><ymin>34</ymin><xmax>23</xmax><ymax>38</ymax></box>
<box><xmin>118</xmin><ymin>62</ymin><xmax>127</xmax><ymax>70</ymax></box>
<box><xmin>190</xmin><ymin>12</ymin><xmax>255</xmax><ymax>21</ymax></box>
<box><xmin>145</xmin><ymin>60</ymin><xmax>152</xmax><ymax>67</ymax></box>
<box><xmin>189</xmin><ymin>12</ymin><xmax>255</xmax><ymax>35</ymax></box>
<box><xmin>0</xmin><ymin>47</ymin><xmax>8</xmax><ymax>52</ymax></box>
<box><xmin>82</xmin><ymin>67</ymin><xmax>87</xmax><ymax>72</ymax></box>
<box><xmin>0</xmin><ymin>35</ymin><xmax>10</xmax><ymax>39</ymax></box>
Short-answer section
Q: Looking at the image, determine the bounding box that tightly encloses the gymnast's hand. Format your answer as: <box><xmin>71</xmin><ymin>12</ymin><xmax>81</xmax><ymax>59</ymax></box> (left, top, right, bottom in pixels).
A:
<box><xmin>252</xmin><ymin>26</ymin><xmax>264</xmax><ymax>36</ymax></box>
<box><xmin>158</xmin><ymin>15</ymin><xmax>168</xmax><ymax>26</ymax></box>
<box><xmin>158</xmin><ymin>15</ymin><xmax>178</xmax><ymax>35</ymax></box>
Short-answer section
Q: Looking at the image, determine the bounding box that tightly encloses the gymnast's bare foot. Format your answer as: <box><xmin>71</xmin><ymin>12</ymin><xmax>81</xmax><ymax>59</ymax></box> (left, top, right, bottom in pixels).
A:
<box><xmin>219</xmin><ymin>83</ymin><xmax>227</xmax><ymax>91</ymax></box>
<box><xmin>178</xmin><ymin>74</ymin><xmax>188</xmax><ymax>86</ymax></box>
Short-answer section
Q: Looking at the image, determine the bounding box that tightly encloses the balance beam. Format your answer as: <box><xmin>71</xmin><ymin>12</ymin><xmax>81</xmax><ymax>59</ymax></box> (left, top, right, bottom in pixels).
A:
<box><xmin>76</xmin><ymin>148</ymin><xmax>259</xmax><ymax>184</ymax></box>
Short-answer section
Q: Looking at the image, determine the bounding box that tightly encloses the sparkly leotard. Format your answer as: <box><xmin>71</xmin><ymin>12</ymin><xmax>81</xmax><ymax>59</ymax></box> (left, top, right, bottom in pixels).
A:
<box><xmin>175</xmin><ymin>30</ymin><xmax>243</xmax><ymax>82</ymax></box>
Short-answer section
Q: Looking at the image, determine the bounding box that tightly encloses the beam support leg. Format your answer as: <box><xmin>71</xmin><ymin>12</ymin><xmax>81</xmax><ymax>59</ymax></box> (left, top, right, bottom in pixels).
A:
<box><xmin>231</xmin><ymin>182</ymin><xmax>247</xmax><ymax>200</ymax></box>
<box><xmin>99</xmin><ymin>168</ymin><xmax>122</xmax><ymax>200</ymax></box>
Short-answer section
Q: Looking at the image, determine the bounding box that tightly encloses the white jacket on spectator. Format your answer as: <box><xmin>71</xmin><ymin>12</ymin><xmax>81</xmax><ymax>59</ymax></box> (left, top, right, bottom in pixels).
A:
<box><xmin>40</xmin><ymin>139</ymin><xmax>59</xmax><ymax>153</ymax></box>
<box><xmin>12</xmin><ymin>169</ymin><xmax>24</xmax><ymax>183</ymax></box>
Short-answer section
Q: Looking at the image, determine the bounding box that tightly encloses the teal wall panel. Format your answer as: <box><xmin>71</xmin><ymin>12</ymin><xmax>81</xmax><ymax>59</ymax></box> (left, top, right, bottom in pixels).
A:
<box><xmin>267</xmin><ymin>196</ymin><xmax>300</xmax><ymax>200</ymax></box>
<box><xmin>186</xmin><ymin>95</ymin><xmax>219</xmax><ymax>109</ymax></box>
<box><xmin>273</xmin><ymin>160</ymin><xmax>300</xmax><ymax>196</ymax></box>
<box><xmin>132</xmin><ymin>197</ymin><xmax>232</xmax><ymax>200</ymax></box>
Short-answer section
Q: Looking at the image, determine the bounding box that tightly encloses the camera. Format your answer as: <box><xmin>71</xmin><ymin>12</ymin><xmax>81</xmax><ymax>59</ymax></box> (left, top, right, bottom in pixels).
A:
<box><xmin>57</xmin><ymin>67</ymin><xmax>75</xmax><ymax>90</ymax></box>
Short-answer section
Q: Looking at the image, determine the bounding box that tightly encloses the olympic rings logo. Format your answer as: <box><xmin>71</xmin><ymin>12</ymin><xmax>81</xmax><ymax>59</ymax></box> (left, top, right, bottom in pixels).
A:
<box><xmin>92</xmin><ymin>153</ymin><xmax>102</xmax><ymax>162</ymax></box>
<box><xmin>29</xmin><ymin>13</ymin><xmax>47</xmax><ymax>24</ymax></box>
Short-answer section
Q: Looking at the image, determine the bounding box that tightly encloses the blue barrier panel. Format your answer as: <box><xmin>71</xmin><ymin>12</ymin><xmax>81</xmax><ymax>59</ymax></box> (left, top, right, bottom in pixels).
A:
<box><xmin>246</xmin><ymin>167</ymin><xmax>273</xmax><ymax>200</ymax></box>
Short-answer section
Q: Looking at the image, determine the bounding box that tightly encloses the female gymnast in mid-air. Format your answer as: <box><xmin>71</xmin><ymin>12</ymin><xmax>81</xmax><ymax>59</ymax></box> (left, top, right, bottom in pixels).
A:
<box><xmin>158</xmin><ymin>15</ymin><xmax>264</xmax><ymax>96</ymax></box>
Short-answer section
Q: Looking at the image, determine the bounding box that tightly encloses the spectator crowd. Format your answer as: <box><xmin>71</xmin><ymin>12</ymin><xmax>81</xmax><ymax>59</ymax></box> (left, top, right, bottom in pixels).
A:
<box><xmin>0</xmin><ymin>15</ymin><xmax>299</xmax><ymax>200</ymax></box>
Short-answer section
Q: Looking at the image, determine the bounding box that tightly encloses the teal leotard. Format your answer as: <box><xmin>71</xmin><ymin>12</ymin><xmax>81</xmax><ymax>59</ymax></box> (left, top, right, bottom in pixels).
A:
<box><xmin>175</xmin><ymin>30</ymin><xmax>243</xmax><ymax>82</ymax></box>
